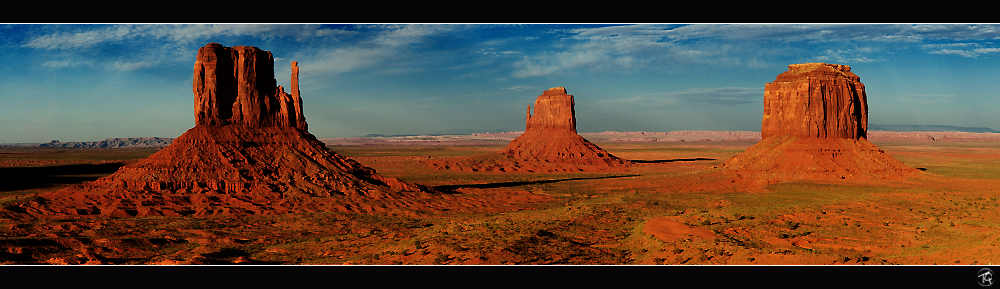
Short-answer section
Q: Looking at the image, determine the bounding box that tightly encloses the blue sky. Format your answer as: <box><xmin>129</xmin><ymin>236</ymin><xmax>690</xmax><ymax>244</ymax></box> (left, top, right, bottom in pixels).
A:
<box><xmin>3</xmin><ymin>23</ymin><xmax>1000</xmax><ymax>142</ymax></box>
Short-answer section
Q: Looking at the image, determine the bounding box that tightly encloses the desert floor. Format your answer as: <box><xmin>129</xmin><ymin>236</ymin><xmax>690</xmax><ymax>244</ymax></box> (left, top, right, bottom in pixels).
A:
<box><xmin>1</xmin><ymin>139</ymin><xmax>999</xmax><ymax>265</ymax></box>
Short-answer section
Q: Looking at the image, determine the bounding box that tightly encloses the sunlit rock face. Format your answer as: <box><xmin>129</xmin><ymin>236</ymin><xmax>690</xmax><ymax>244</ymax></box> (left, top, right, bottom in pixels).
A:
<box><xmin>193</xmin><ymin>43</ymin><xmax>306</xmax><ymax>130</ymax></box>
<box><xmin>718</xmin><ymin>63</ymin><xmax>919</xmax><ymax>185</ymax></box>
<box><xmin>761</xmin><ymin>63</ymin><xmax>867</xmax><ymax>140</ymax></box>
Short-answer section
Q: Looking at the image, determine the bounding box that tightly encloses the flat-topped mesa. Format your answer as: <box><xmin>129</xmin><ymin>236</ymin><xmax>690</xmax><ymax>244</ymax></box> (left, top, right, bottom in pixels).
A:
<box><xmin>193</xmin><ymin>43</ymin><xmax>306</xmax><ymax>130</ymax></box>
<box><xmin>761</xmin><ymin>63</ymin><xmax>867</xmax><ymax>139</ymax></box>
<box><xmin>525</xmin><ymin>87</ymin><xmax>577</xmax><ymax>134</ymax></box>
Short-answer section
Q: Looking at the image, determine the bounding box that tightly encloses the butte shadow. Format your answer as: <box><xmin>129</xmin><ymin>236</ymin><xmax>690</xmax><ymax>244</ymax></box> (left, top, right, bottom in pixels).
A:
<box><xmin>701</xmin><ymin>63</ymin><xmax>923</xmax><ymax>188</ymax></box>
<box><xmin>424</xmin><ymin>87</ymin><xmax>631</xmax><ymax>173</ymax></box>
<box><xmin>2</xmin><ymin>43</ymin><xmax>462</xmax><ymax>219</ymax></box>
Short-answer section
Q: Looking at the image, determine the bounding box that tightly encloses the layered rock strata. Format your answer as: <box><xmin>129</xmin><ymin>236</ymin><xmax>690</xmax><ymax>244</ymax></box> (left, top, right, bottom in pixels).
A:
<box><xmin>718</xmin><ymin>63</ymin><xmax>920</xmax><ymax>184</ymax></box>
<box><xmin>426</xmin><ymin>87</ymin><xmax>630</xmax><ymax>172</ymax></box>
<box><xmin>761</xmin><ymin>63</ymin><xmax>867</xmax><ymax>139</ymax></box>
<box><xmin>7</xmin><ymin>43</ymin><xmax>437</xmax><ymax>218</ymax></box>
<box><xmin>193</xmin><ymin>43</ymin><xmax>306</xmax><ymax>130</ymax></box>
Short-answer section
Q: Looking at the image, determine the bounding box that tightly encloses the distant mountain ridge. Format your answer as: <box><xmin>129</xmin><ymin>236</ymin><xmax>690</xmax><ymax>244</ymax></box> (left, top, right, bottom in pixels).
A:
<box><xmin>35</xmin><ymin>137</ymin><xmax>174</xmax><ymax>148</ymax></box>
<box><xmin>868</xmin><ymin>124</ymin><xmax>997</xmax><ymax>133</ymax></box>
<box><xmin>4</xmin><ymin>125</ymin><xmax>999</xmax><ymax>148</ymax></box>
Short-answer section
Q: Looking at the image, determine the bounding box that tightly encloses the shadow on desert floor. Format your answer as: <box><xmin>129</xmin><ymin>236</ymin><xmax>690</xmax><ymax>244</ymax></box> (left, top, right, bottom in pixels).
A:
<box><xmin>0</xmin><ymin>162</ymin><xmax>127</xmax><ymax>192</ymax></box>
<box><xmin>433</xmin><ymin>174</ymin><xmax>638</xmax><ymax>193</ymax></box>
<box><xmin>628</xmin><ymin>157</ymin><xmax>716</xmax><ymax>164</ymax></box>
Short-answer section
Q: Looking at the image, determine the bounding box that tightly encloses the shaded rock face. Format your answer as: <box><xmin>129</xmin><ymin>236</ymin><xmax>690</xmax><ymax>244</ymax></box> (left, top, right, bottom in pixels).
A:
<box><xmin>7</xmin><ymin>43</ymin><xmax>438</xmax><ymax>219</ymax></box>
<box><xmin>718</xmin><ymin>63</ymin><xmax>919</xmax><ymax>186</ymax></box>
<box><xmin>193</xmin><ymin>43</ymin><xmax>306</xmax><ymax>130</ymax></box>
<box><xmin>761</xmin><ymin>63</ymin><xmax>867</xmax><ymax>139</ymax></box>
<box><xmin>425</xmin><ymin>87</ymin><xmax>629</xmax><ymax>173</ymax></box>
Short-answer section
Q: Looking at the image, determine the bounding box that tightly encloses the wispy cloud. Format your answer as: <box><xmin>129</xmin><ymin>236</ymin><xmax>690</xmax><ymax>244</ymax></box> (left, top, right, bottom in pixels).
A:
<box><xmin>815</xmin><ymin>47</ymin><xmax>883</xmax><ymax>63</ymax></box>
<box><xmin>510</xmin><ymin>24</ymin><xmax>1000</xmax><ymax>78</ymax></box>
<box><xmin>599</xmin><ymin>87</ymin><xmax>763</xmax><ymax>111</ymax></box>
<box><xmin>504</xmin><ymin>85</ymin><xmax>536</xmax><ymax>91</ymax></box>
<box><xmin>41</xmin><ymin>59</ymin><xmax>90</xmax><ymax>68</ymax></box>
<box><xmin>22</xmin><ymin>24</ymin><xmax>352</xmax><ymax>50</ymax></box>
<box><xmin>659</xmin><ymin>87</ymin><xmax>763</xmax><ymax>106</ymax></box>
<box><xmin>512</xmin><ymin>50</ymin><xmax>624</xmax><ymax>78</ymax></box>
<box><xmin>21</xmin><ymin>24</ymin><xmax>357</xmax><ymax>72</ymax></box>
<box><xmin>890</xmin><ymin>93</ymin><xmax>958</xmax><ymax>102</ymax></box>
<box><xmin>924</xmin><ymin>42</ymin><xmax>1000</xmax><ymax>58</ymax></box>
<box><xmin>476</xmin><ymin>48</ymin><xmax>520</xmax><ymax>55</ymax></box>
<box><xmin>297</xmin><ymin>25</ymin><xmax>463</xmax><ymax>76</ymax></box>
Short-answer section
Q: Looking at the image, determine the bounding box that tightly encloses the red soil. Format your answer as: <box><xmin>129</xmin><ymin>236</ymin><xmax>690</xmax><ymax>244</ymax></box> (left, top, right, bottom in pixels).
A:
<box><xmin>716</xmin><ymin>136</ymin><xmax>922</xmax><ymax>186</ymax></box>
<box><xmin>643</xmin><ymin>216</ymin><xmax>719</xmax><ymax>242</ymax></box>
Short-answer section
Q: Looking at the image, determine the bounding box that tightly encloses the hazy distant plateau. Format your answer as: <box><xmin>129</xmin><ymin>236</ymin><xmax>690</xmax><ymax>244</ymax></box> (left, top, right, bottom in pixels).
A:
<box><xmin>5</xmin><ymin>125</ymin><xmax>1000</xmax><ymax>148</ymax></box>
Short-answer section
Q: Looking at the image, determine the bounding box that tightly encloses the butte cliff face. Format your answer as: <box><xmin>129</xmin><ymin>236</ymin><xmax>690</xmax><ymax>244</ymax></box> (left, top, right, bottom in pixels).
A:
<box><xmin>761</xmin><ymin>63</ymin><xmax>867</xmax><ymax>139</ymax></box>
<box><xmin>8</xmin><ymin>43</ymin><xmax>436</xmax><ymax>218</ymax></box>
<box><xmin>524</xmin><ymin>87</ymin><xmax>577</xmax><ymax>134</ymax></box>
<box><xmin>718</xmin><ymin>63</ymin><xmax>919</xmax><ymax>185</ymax></box>
<box><xmin>193</xmin><ymin>43</ymin><xmax>306</xmax><ymax>130</ymax></box>
<box><xmin>426</xmin><ymin>87</ymin><xmax>630</xmax><ymax>172</ymax></box>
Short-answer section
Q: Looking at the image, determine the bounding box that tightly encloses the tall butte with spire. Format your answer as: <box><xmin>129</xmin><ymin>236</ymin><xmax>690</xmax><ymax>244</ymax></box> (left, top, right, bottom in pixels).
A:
<box><xmin>426</xmin><ymin>87</ymin><xmax>630</xmax><ymax>172</ymax></box>
<box><xmin>7</xmin><ymin>43</ymin><xmax>437</xmax><ymax>218</ymax></box>
<box><xmin>717</xmin><ymin>63</ymin><xmax>921</xmax><ymax>184</ymax></box>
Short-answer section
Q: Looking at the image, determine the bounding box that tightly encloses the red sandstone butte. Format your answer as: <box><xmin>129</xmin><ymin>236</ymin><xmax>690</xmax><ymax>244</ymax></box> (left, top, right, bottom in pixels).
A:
<box><xmin>8</xmin><ymin>43</ymin><xmax>437</xmax><ymax>218</ymax></box>
<box><xmin>193</xmin><ymin>43</ymin><xmax>306</xmax><ymax>130</ymax></box>
<box><xmin>761</xmin><ymin>63</ymin><xmax>867</xmax><ymax>139</ymax></box>
<box><xmin>718</xmin><ymin>63</ymin><xmax>920</xmax><ymax>184</ymax></box>
<box><xmin>426</xmin><ymin>87</ymin><xmax>630</xmax><ymax>172</ymax></box>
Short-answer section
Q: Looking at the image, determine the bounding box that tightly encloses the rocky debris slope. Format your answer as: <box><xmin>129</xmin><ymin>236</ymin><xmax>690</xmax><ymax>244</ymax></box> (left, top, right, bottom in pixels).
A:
<box><xmin>4</xmin><ymin>43</ymin><xmax>440</xmax><ymax>219</ymax></box>
<box><xmin>425</xmin><ymin>87</ymin><xmax>630</xmax><ymax>172</ymax></box>
<box><xmin>717</xmin><ymin>63</ymin><xmax>921</xmax><ymax>185</ymax></box>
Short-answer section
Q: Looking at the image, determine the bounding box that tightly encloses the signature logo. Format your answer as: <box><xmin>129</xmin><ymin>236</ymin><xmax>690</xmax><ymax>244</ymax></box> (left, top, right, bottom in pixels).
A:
<box><xmin>980</xmin><ymin>268</ymin><xmax>994</xmax><ymax>286</ymax></box>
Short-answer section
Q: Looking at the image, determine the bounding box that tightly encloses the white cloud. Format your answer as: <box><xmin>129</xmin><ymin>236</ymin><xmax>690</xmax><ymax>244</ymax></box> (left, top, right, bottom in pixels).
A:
<box><xmin>511</xmin><ymin>50</ymin><xmax>616</xmax><ymax>78</ymax></box>
<box><xmin>21</xmin><ymin>24</ymin><xmax>361</xmax><ymax>72</ymax></box>
<box><xmin>522</xmin><ymin>24</ymin><xmax>1000</xmax><ymax>76</ymax></box>
<box><xmin>930</xmin><ymin>49</ymin><xmax>980</xmax><ymax>58</ymax></box>
<box><xmin>598</xmin><ymin>87</ymin><xmax>763</xmax><ymax>111</ymax></box>
<box><xmin>107</xmin><ymin>60</ymin><xmax>157</xmax><ymax>71</ymax></box>
<box><xmin>294</xmin><ymin>25</ymin><xmax>464</xmax><ymax>77</ymax></box>
<box><xmin>504</xmin><ymin>85</ymin><xmax>536</xmax><ymax>91</ymax></box>
<box><xmin>23</xmin><ymin>24</ymin><xmax>352</xmax><ymax>50</ymax></box>
<box><xmin>815</xmin><ymin>48</ymin><xmax>884</xmax><ymax>63</ymax></box>
<box><xmin>476</xmin><ymin>48</ymin><xmax>521</xmax><ymax>55</ymax></box>
<box><xmin>24</xmin><ymin>25</ymin><xmax>139</xmax><ymax>50</ymax></box>
<box><xmin>924</xmin><ymin>43</ymin><xmax>1000</xmax><ymax>58</ymax></box>
<box><xmin>890</xmin><ymin>93</ymin><xmax>958</xmax><ymax>102</ymax></box>
<box><xmin>41</xmin><ymin>59</ymin><xmax>86</xmax><ymax>68</ymax></box>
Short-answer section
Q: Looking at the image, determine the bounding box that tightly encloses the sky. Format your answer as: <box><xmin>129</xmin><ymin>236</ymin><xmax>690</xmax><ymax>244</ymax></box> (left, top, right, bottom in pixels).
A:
<box><xmin>2</xmin><ymin>23</ymin><xmax>1000</xmax><ymax>143</ymax></box>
